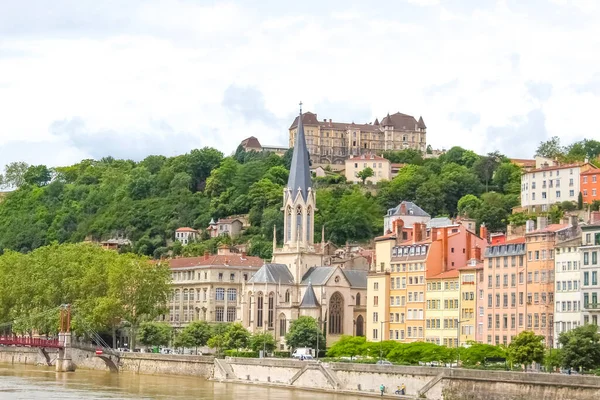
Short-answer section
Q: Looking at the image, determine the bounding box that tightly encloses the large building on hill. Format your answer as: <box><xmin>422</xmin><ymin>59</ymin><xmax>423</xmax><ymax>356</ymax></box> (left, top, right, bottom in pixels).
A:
<box><xmin>241</xmin><ymin>104</ymin><xmax>368</xmax><ymax>349</ymax></box>
<box><xmin>289</xmin><ymin>111</ymin><xmax>427</xmax><ymax>165</ymax></box>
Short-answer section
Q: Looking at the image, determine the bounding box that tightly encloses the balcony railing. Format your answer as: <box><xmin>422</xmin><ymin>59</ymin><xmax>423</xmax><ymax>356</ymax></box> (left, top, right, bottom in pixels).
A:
<box><xmin>584</xmin><ymin>303</ymin><xmax>600</xmax><ymax>310</ymax></box>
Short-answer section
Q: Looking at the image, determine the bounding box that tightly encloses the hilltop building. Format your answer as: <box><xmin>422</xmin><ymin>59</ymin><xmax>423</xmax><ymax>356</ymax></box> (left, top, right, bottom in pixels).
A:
<box><xmin>239</xmin><ymin>136</ymin><xmax>288</xmax><ymax>156</ymax></box>
<box><xmin>242</xmin><ymin>104</ymin><xmax>367</xmax><ymax>348</ymax></box>
<box><xmin>175</xmin><ymin>227</ymin><xmax>199</xmax><ymax>245</ymax></box>
<box><xmin>289</xmin><ymin>111</ymin><xmax>427</xmax><ymax>165</ymax></box>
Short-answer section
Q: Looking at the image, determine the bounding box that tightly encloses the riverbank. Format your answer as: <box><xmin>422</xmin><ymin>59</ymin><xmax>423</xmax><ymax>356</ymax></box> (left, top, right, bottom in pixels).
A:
<box><xmin>3</xmin><ymin>347</ymin><xmax>600</xmax><ymax>399</ymax></box>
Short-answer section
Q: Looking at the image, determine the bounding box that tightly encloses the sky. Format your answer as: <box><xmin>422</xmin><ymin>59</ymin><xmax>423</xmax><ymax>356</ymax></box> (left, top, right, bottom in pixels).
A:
<box><xmin>1</xmin><ymin>0</ymin><xmax>599</xmax><ymax>167</ymax></box>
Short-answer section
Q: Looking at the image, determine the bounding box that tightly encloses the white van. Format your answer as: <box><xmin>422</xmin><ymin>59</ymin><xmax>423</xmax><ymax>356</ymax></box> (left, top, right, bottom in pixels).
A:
<box><xmin>292</xmin><ymin>348</ymin><xmax>313</xmax><ymax>358</ymax></box>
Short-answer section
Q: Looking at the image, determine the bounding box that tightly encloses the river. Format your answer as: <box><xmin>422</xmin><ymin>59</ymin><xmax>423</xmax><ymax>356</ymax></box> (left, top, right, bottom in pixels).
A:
<box><xmin>0</xmin><ymin>363</ymin><xmax>364</xmax><ymax>399</ymax></box>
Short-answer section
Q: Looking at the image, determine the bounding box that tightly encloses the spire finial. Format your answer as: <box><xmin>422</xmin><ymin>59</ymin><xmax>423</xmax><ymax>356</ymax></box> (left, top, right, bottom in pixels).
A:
<box><xmin>299</xmin><ymin>101</ymin><xmax>303</xmax><ymax>114</ymax></box>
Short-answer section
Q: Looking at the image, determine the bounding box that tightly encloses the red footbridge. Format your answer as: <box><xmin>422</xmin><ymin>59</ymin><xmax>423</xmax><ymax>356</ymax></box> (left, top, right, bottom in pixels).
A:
<box><xmin>0</xmin><ymin>335</ymin><xmax>63</xmax><ymax>349</ymax></box>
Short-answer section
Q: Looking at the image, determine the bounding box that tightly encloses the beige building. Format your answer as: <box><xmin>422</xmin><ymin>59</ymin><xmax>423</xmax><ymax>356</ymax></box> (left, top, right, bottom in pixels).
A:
<box><xmin>239</xmin><ymin>136</ymin><xmax>289</xmax><ymax>156</ymax></box>
<box><xmin>167</xmin><ymin>247</ymin><xmax>264</xmax><ymax>327</ymax></box>
<box><xmin>345</xmin><ymin>154</ymin><xmax>391</xmax><ymax>184</ymax></box>
<box><xmin>175</xmin><ymin>227</ymin><xmax>199</xmax><ymax>245</ymax></box>
<box><xmin>242</xmin><ymin>105</ymin><xmax>368</xmax><ymax>349</ymax></box>
<box><xmin>425</xmin><ymin>269</ymin><xmax>460</xmax><ymax>347</ymax></box>
<box><xmin>289</xmin><ymin>111</ymin><xmax>427</xmax><ymax>165</ymax></box>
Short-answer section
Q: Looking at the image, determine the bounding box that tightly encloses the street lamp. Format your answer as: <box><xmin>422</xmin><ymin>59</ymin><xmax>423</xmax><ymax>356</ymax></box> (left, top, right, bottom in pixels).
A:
<box><xmin>379</xmin><ymin>320</ymin><xmax>391</xmax><ymax>362</ymax></box>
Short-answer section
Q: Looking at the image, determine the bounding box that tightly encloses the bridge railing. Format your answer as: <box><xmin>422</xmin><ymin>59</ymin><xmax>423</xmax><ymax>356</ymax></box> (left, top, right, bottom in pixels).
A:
<box><xmin>0</xmin><ymin>335</ymin><xmax>63</xmax><ymax>348</ymax></box>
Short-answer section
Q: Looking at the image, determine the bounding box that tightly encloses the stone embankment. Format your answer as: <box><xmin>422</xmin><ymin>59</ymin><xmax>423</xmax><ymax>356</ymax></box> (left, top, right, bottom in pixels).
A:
<box><xmin>3</xmin><ymin>347</ymin><xmax>600</xmax><ymax>399</ymax></box>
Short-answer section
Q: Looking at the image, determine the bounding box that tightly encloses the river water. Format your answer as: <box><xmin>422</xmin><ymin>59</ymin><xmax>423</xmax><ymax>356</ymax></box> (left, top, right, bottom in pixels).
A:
<box><xmin>0</xmin><ymin>363</ymin><xmax>363</xmax><ymax>399</ymax></box>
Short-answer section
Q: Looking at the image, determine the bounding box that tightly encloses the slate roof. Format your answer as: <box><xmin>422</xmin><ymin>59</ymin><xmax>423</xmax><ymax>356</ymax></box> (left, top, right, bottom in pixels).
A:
<box><xmin>387</xmin><ymin>201</ymin><xmax>430</xmax><ymax>217</ymax></box>
<box><xmin>240</xmin><ymin>136</ymin><xmax>262</xmax><ymax>149</ymax></box>
<box><xmin>301</xmin><ymin>267</ymin><xmax>336</xmax><ymax>285</ymax></box>
<box><xmin>342</xmin><ymin>269</ymin><xmax>367</xmax><ymax>289</ymax></box>
<box><xmin>300</xmin><ymin>282</ymin><xmax>320</xmax><ymax>308</ymax></box>
<box><xmin>427</xmin><ymin>217</ymin><xmax>454</xmax><ymax>228</ymax></box>
<box><xmin>381</xmin><ymin>112</ymin><xmax>420</xmax><ymax>131</ymax></box>
<box><xmin>286</xmin><ymin>108</ymin><xmax>312</xmax><ymax>201</ymax></box>
<box><xmin>248</xmin><ymin>263</ymin><xmax>295</xmax><ymax>284</ymax></box>
<box><xmin>169</xmin><ymin>255</ymin><xmax>264</xmax><ymax>269</ymax></box>
<box><xmin>417</xmin><ymin>116</ymin><xmax>426</xmax><ymax>129</ymax></box>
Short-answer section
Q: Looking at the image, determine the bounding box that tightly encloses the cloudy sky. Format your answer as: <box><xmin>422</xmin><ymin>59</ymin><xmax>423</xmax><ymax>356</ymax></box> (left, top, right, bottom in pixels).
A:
<box><xmin>1</xmin><ymin>0</ymin><xmax>599</xmax><ymax>167</ymax></box>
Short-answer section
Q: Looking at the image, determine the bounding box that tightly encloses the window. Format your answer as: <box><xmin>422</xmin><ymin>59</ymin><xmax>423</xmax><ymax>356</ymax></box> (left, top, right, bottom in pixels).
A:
<box><xmin>374</xmin><ymin>282</ymin><xmax>379</xmax><ymax>290</ymax></box>
<box><xmin>215</xmin><ymin>288</ymin><xmax>225</xmax><ymax>301</ymax></box>
<box><xmin>215</xmin><ymin>306</ymin><xmax>224</xmax><ymax>322</ymax></box>
<box><xmin>584</xmin><ymin>272</ymin><xmax>590</xmax><ymax>286</ymax></box>
<box><xmin>373</xmin><ymin>296</ymin><xmax>379</xmax><ymax>306</ymax></box>
<box><xmin>373</xmin><ymin>312</ymin><xmax>379</xmax><ymax>322</ymax></box>
<box><xmin>227</xmin><ymin>307</ymin><xmax>236</xmax><ymax>322</ymax></box>
<box><xmin>268</xmin><ymin>292</ymin><xmax>274</xmax><ymax>327</ymax></box>
<box><xmin>227</xmin><ymin>288</ymin><xmax>237</xmax><ymax>302</ymax></box>
<box><xmin>257</xmin><ymin>293</ymin><xmax>264</xmax><ymax>327</ymax></box>
<box><xmin>593</xmin><ymin>271</ymin><xmax>598</xmax><ymax>286</ymax></box>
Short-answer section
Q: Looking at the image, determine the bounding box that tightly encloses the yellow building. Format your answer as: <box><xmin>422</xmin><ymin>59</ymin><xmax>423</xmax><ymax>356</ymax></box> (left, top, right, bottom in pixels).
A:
<box><xmin>425</xmin><ymin>270</ymin><xmax>460</xmax><ymax>347</ymax></box>
<box><xmin>458</xmin><ymin>261</ymin><xmax>481</xmax><ymax>345</ymax></box>
<box><xmin>345</xmin><ymin>154</ymin><xmax>392</xmax><ymax>184</ymax></box>
<box><xmin>290</xmin><ymin>112</ymin><xmax>427</xmax><ymax>165</ymax></box>
<box><xmin>367</xmin><ymin>233</ymin><xmax>393</xmax><ymax>341</ymax></box>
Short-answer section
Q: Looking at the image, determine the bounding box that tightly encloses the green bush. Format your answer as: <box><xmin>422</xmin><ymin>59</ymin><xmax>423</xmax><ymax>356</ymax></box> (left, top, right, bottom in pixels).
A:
<box><xmin>273</xmin><ymin>351</ymin><xmax>291</xmax><ymax>358</ymax></box>
<box><xmin>224</xmin><ymin>350</ymin><xmax>258</xmax><ymax>358</ymax></box>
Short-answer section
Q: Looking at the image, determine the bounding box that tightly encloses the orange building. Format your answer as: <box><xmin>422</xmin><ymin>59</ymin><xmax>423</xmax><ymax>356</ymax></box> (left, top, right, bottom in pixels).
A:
<box><xmin>581</xmin><ymin>168</ymin><xmax>600</xmax><ymax>204</ymax></box>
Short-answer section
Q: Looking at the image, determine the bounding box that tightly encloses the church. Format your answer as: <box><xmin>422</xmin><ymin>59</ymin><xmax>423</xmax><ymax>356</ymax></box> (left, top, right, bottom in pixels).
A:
<box><xmin>241</xmin><ymin>104</ymin><xmax>368</xmax><ymax>349</ymax></box>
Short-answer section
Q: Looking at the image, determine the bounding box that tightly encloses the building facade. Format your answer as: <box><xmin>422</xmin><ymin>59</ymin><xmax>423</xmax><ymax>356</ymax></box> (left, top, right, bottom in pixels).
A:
<box><xmin>289</xmin><ymin>111</ymin><xmax>427</xmax><ymax>165</ymax></box>
<box><xmin>167</xmin><ymin>248</ymin><xmax>264</xmax><ymax>327</ymax></box>
<box><xmin>554</xmin><ymin>236</ymin><xmax>582</xmax><ymax>347</ymax></box>
<box><xmin>581</xmin><ymin>214</ymin><xmax>600</xmax><ymax>328</ymax></box>
<box><xmin>345</xmin><ymin>154</ymin><xmax>392</xmax><ymax>184</ymax></box>
<box><xmin>242</xmin><ymin>105</ymin><xmax>368</xmax><ymax>348</ymax></box>
<box><xmin>383</xmin><ymin>201</ymin><xmax>431</xmax><ymax>235</ymax></box>
<box><xmin>581</xmin><ymin>169</ymin><xmax>600</xmax><ymax>204</ymax></box>
<box><xmin>175</xmin><ymin>227</ymin><xmax>199</xmax><ymax>245</ymax></box>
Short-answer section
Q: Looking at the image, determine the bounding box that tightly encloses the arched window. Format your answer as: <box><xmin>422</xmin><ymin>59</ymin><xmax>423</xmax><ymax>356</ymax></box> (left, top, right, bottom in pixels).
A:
<box><xmin>356</xmin><ymin>315</ymin><xmax>364</xmax><ymax>337</ymax></box>
<box><xmin>286</xmin><ymin>206</ymin><xmax>292</xmax><ymax>242</ymax></box>
<box><xmin>306</xmin><ymin>206</ymin><xmax>312</xmax><ymax>242</ymax></box>
<box><xmin>257</xmin><ymin>292</ymin><xmax>264</xmax><ymax>327</ymax></box>
<box><xmin>279</xmin><ymin>313</ymin><xmax>287</xmax><ymax>337</ymax></box>
<box><xmin>189</xmin><ymin>289</ymin><xmax>194</xmax><ymax>301</ymax></box>
<box><xmin>296</xmin><ymin>206</ymin><xmax>303</xmax><ymax>241</ymax></box>
<box><xmin>247</xmin><ymin>291</ymin><xmax>253</xmax><ymax>323</ymax></box>
<box><xmin>356</xmin><ymin>293</ymin><xmax>361</xmax><ymax>306</ymax></box>
<box><xmin>329</xmin><ymin>292</ymin><xmax>344</xmax><ymax>335</ymax></box>
<box><xmin>268</xmin><ymin>292</ymin><xmax>275</xmax><ymax>328</ymax></box>
<box><xmin>285</xmin><ymin>290</ymin><xmax>290</xmax><ymax>303</ymax></box>
<box><xmin>174</xmin><ymin>289</ymin><xmax>180</xmax><ymax>302</ymax></box>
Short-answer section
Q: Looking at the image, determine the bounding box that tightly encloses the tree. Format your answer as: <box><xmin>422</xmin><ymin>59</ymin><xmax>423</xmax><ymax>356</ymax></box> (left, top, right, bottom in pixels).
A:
<box><xmin>507</xmin><ymin>331</ymin><xmax>545</xmax><ymax>370</ymax></box>
<box><xmin>326</xmin><ymin>335</ymin><xmax>366</xmax><ymax>359</ymax></box>
<box><xmin>457</xmin><ymin>194</ymin><xmax>482</xmax><ymax>218</ymax></box>
<box><xmin>249</xmin><ymin>331</ymin><xmax>277</xmax><ymax>353</ymax></box>
<box><xmin>1</xmin><ymin>161</ymin><xmax>29</xmax><ymax>188</ymax></box>
<box><xmin>223</xmin><ymin>323</ymin><xmax>250</xmax><ymax>350</ymax></box>
<box><xmin>137</xmin><ymin>322</ymin><xmax>172</xmax><ymax>348</ymax></box>
<box><xmin>536</xmin><ymin>136</ymin><xmax>563</xmax><ymax>159</ymax></box>
<box><xmin>356</xmin><ymin>167</ymin><xmax>374</xmax><ymax>184</ymax></box>
<box><xmin>179</xmin><ymin>321</ymin><xmax>212</xmax><ymax>353</ymax></box>
<box><xmin>459</xmin><ymin>342</ymin><xmax>506</xmax><ymax>366</ymax></box>
<box><xmin>558</xmin><ymin>324</ymin><xmax>600</xmax><ymax>371</ymax></box>
<box><xmin>578</xmin><ymin>192</ymin><xmax>584</xmax><ymax>210</ymax></box>
<box><xmin>23</xmin><ymin>165</ymin><xmax>52</xmax><ymax>186</ymax></box>
<box><xmin>285</xmin><ymin>316</ymin><xmax>325</xmax><ymax>350</ymax></box>
<box><xmin>173</xmin><ymin>330</ymin><xmax>195</xmax><ymax>350</ymax></box>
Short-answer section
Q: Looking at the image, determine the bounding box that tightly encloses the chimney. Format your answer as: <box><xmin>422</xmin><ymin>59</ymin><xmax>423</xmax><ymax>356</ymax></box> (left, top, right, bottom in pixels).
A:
<box><xmin>537</xmin><ymin>216</ymin><xmax>548</xmax><ymax>231</ymax></box>
<box><xmin>466</xmin><ymin>231</ymin><xmax>472</xmax><ymax>261</ymax></box>
<box><xmin>441</xmin><ymin>227</ymin><xmax>449</xmax><ymax>272</ymax></box>
<box><xmin>474</xmin><ymin>246</ymin><xmax>482</xmax><ymax>261</ymax></box>
<box><xmin>479</xmin><ymin>223</ymin><xmax>488</xmax><ymax>242</ymax></box>
<box><xmin>204</xmin><ymin>250</ymin><xmax>210</xmax><ymax>260</ymax></box>
<box><xmin>394</xmin><ymin>219</ymin><xmax>404</xmax><ymax>238</ymax></box>
<box><xmin>241</xmin><ymin>251</ymin><xmax>246</xmax><ymax>259</ymax></box>
<box><xmin>400</xmin><ymin>202</ymin><xmax>407</xmax><ymax>215</ymax></box>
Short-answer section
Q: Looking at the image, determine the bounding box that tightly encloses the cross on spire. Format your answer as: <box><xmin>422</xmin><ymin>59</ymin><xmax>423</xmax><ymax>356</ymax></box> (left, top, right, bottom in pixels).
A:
<box><xmin>299</xmin><ymin>101</ymin><xmax>302</xmax><ymax>113</ymax></box>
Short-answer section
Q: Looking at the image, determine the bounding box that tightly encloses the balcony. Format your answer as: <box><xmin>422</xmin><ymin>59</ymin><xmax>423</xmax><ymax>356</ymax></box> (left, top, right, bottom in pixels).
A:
<box><xmin>584</xmin><ymin>303</ymin><xmax>600</xmax><ymax>311</ymax></box>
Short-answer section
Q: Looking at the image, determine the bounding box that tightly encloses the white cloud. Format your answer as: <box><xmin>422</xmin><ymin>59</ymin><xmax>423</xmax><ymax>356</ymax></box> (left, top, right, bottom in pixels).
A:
<box><xmin>0</xmin><ymin>0</ymin><xmax>599</xmax><ymax>166</ymax></box>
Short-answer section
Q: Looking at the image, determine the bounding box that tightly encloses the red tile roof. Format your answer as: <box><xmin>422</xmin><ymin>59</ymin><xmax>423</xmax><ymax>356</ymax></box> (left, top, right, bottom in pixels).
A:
<box><xmin>175</xmin><ymin>227</ymin><xmax>198</xmax><ymax>233</ymax></box>
<box><xmin>428</xmin><ymin>269</ymin><xmax>460</xmax><ymax>279</ymax></box>
<box><xmin>527</xmin><ymin>163</ymin><xmax>585</xmax><ymax>173</ymax></box>
<box><xmin>168</xmin><ymin>255</ymin><xmax>264</xmax><ymax>269</ymax></box>
<box><xmin>528</xmin><ymin>224</ymin><xmax>569</xmax><ymax>234</ymax></box>
<box><xmin>505</xmin><ymin>237</ymin><xmax>526</xmax><ymax>244</ymax></box>
<box><xmin>581</xmin><ymin>168</ymin><xmax>600</xmax><ymax>176</ymax></box>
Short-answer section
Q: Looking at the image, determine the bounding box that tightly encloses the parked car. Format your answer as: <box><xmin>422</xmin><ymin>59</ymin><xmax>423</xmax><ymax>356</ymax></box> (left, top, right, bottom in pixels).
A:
<box><xmin>292</xmin><ymin>348</ymin><xmax>314</xmax><ymax>358</ymax></box>
<box><xmin>299</xmin><ymin>355</ymin><xmax>314</xmax><ymax>361</ymax></box>
<box><xmin>376</xmin><ymin>360</ymin><xmax>393</xmax><ymax>366</ymax></box>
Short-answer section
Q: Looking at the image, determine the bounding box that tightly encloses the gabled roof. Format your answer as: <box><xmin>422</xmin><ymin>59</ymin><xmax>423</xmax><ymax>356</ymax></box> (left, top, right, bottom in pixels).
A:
<box><xmin>176</xmin><ymin>227</ymin><xmax>198</xmax><ymax>233</ymax></box>
<box><xmin>342</xmin><ymin>269</ymin><xmax>367</xmax><ymax>289</ymax></box>
<box><xmin>286</xmin><ymin>108</ymin><xmax>312</xmax><ymax>201</ymax></box>
<box><xmin>300</xmin><ymin>282</ymin><xmax>320</xmax><ymax>308</ymax></box>
<box><xmin>169</xmin><ymin>255</ymin><xmax>264</xmax><ymax>269</ymax></box>
<box><xmin>387</xmin><ymin>201</ymin><xmax>430</xmax><ymax>218</ymax></box>
<box><xmin>248</xmin><ymin>263</ymin><xmax>295</xmax><ymax>284</ymax></box>
<box><xmin>301</xmin><ymin>267</ymin><xmax>336</xmax><ymax>285</ymax></box>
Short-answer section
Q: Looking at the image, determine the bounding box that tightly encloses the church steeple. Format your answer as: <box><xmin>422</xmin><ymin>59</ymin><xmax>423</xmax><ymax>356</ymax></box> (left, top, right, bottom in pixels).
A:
<box><xmin>282</xmin><ymin>102</ymin><xmax>317</xmax><ymax>248</ymax></box>
<box><xmin>286</xmin><ymin>102</ymin><xmax>312</xmax><ymax>202</ymax></box>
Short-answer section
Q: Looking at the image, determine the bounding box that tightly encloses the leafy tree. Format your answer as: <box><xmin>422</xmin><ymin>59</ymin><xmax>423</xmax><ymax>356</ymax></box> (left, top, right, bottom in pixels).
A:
<box><xmin>356</xmin><ymin>167</ymin><xmax>374</xmax><ymax>184</ymax></box>
<box><xmin>544</xmin><ymin>348</ymin><xmax>562</xmax><ymax>372</ymax></box>
<box><xmin>179</xmin><ymin>321</ymin><xmax>212</xmax><ymax>352</ymax></box>
<box><xmin>223</xmin><ymin>323</ymin><xmax>250</xmax><ymax>350</ymax></box>
<box><xmin>492</xmin><ymin>163</ymin><xmax>521</xmax><ymax>194</ymax></box>
<box><xmin>326</xmin><ymin>335</ymin><xmax>366</xmax><ymax>358</ymax></box>
<box><xmin>507</xmin><ymin>331</ymin><xmax>545</xmax><ymax>370</ymax></box>
<box><xmin>472</xmin><ymin>152</ymin><xmax>503</xmax><ymax>191</ymax></box>
<box><xmin>23</xmin><ymin>165</ymin><xmax>52</xmax><ymax>186</ymax></box>
<box><xmin>249</xmin><ymin>331</ymin><xmax>277</xmax><ymax>353</ymax></box>
<box><xmin>459</xmin><ymin>342</ymin><xmax>506</xmax><ymax>366</ymax></box>
<box><xmin>536</xmin><ymin>136</ymin><xmax>563</xmax><ymax>159</ymax></box>
<box><xmin>173</xmin><ymin>330</ymin><xmax>195</xmax><ymax>350</ymax></box>
<box><xmin>285</xmin><ymin>316</ymin><xmax>325</xmax><ymax>350</ymax></box>
<box><xmin>457</xmin><ymin>194</ymin><xmax>482</xmax><ymax>217</ymax></box>
<box><xmin>1</xmin><ymin>161</ymin><xmax>29</xmax><ymax>188</ymax></box>
<box><xmin>558</xmin><ymin>324</ymin><xmax>600</xmax><ymax>371</ymax></box>
<box><xmin>381</xmin><ymin>149</ymin><xmax>424</xmax><ymax>165</ymax></box>
<box><xmin>578</xmin><ymin>192</ymin><xmax>584</xmax><ymax>210</ymax></box>
<box><xmin>137</xmin><ymin>322</ymin><xmax>172</xmax><ymax>348</ymax></box>
<box><xmin>426</xmin><ymin>144</ymin><xmax>433</xmax><ymax>154</ymax></box>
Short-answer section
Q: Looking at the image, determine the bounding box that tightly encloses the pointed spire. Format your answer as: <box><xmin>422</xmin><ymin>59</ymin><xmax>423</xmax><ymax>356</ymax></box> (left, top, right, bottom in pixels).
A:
<box><xmin>286</xmin><ymin>102</ymin><xmax>312</xmax><ymax>201</ymax></box>
<box><xmin>417</xmin><ymin>116</ymin><xmax>426</xmax><ymax>129</ymax></box>
<box><xmin>383</xmin><ymin>113</ymin><xmax>393</xmax><ymax>127</ymax></box>
<box><xmin>373</xmin><ymin>118</ymin><xmax>379</xmax><ymax>125</ymax></box>
<box><xmin>272</xmin><ymin>224</ymin><xmax>277</xmax><ymax>254</ymax></box>
<box><xmin>321</xmin><ymin>225</ymin><xmax>325</xmax><ymax>253</ymax></box>
<box><xmin>300</xmin><ymin>281</ymin><xmax>320</xmax><ymax>308</ymax></box>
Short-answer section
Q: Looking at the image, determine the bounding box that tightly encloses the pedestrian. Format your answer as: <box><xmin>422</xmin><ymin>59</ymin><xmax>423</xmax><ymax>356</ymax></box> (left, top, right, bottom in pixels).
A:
<box><xmin>568</xmin><ymin>368</ymin><xmax>571</xmax><ymax>375</ymax></box>
<box><xmin>380</xmin><ymin>383</ymin><xmax>385</xmax><ymax>396</ymax></box>
<box><xmin>401</xmin><ymin>383</ymin><xmax>406</xmax><ymax>395</ymax></box>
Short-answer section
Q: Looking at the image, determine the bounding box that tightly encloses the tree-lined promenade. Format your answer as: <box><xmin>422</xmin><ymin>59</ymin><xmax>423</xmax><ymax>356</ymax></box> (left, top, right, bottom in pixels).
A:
<box><xmin>0</xmin><ymin>243</ymin><xmax>171</xmax><ymax>350</ymax></box>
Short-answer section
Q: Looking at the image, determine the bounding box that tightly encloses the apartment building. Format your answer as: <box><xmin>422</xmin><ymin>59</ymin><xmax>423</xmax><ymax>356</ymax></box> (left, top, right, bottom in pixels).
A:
<box><xmin>482</xmin><ymin>237</ymin><xmax>527</xmax><ymax>346</ymax></box>
<box><xmin>581</xmin><ymin>212</ymin><xmax>600</xmax><ymax>327</ymax></box>
<box><xmin>345</xmin><ymin>154</ymin><xmax>391</xmax><ymax>184</ymax></box>
<box><xmin>459</xmin><ymin>259</ymin><xmax>482</xmax><ymax>344</ymax></box>
<box><xmin>383</xmin><ymin>201</ymin><xmax>430</xmax><ymax>235</ymax></box>
<box><xmin>167</xmin><ymin>248</ymin><xmax>264</xmax><ymax>327</ymax></box>
<box><xmin>367</xmin><ymin>217</ymin><xmax>487</xmax><ymax>343</ymax></box>
<box><xmin>554</xmin><ymin>235</ymin><xmax>582</xmax><ymax>347</ymax></box>
<box><xmin>289</xmin><ymin>111</ymin><xmax>427</xmax><ymax>165</ymax></box>
<box><xmin>520</xmin><ymin>157</ymin><xmax>596</xmax><ymax>212</ymax></box>
<box><xmin>425</xmin><ymin>269</ymin><xmax>460</xmax><ymax>347</ymax></box>
<box><xmin>581</xmin><ymin>169</ymin><xmax>600</xmax><ymax>204</ymax></box>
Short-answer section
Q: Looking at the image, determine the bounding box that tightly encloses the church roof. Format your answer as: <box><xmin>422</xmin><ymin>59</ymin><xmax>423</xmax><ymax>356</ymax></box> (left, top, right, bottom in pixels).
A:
<box><xmin>300</xmin><ymin>282</ymin><xmax>320</xmax><ymax>308</ymax></box>
<box><xmin>300</xmin><ymin>266</ymin><xmax>367</xmax><ymax>289</ymax></box>
<box><xmin>342</xmin><ymin>269</ymin><xmax>368</xmax><ymax>289</ymax></box>
<box><xmin>286</xmin><ymin>106</ymin><xmax>312</xmax><ymax>201</ymax></box>
<box><xmin>248</xmin><ymin>263</ymin><xmax>294</xmax><ymax>284</ymax></box>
